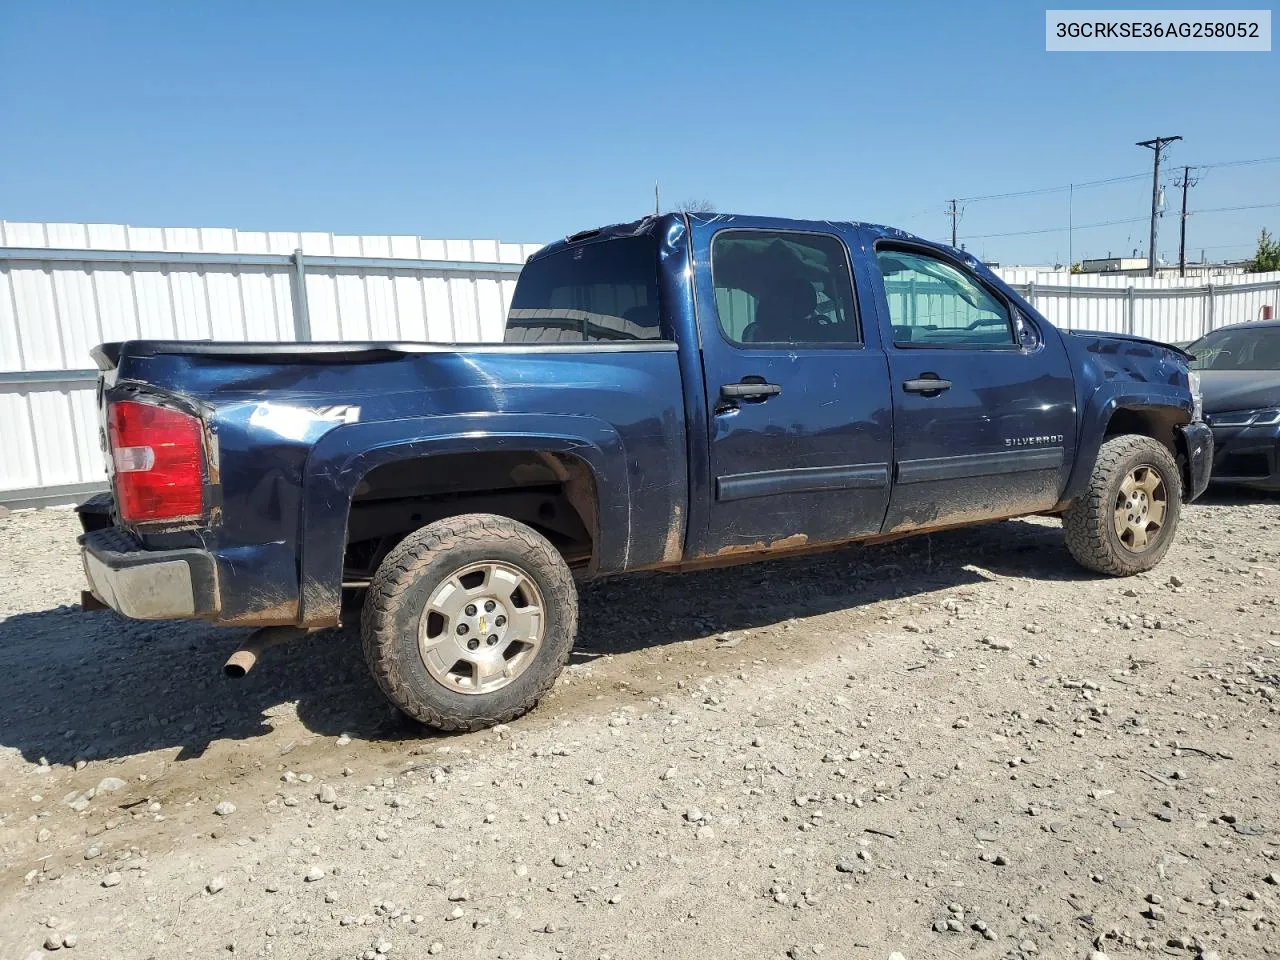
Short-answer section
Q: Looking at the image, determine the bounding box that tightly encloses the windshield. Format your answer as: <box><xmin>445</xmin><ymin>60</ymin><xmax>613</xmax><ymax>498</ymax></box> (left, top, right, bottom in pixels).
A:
<box><xmin>1188</xmin><ymin>326</ymin><xmax>1280</xmax><ymax>370</ymax></box>
<box><xmin>504</xmin><ymin>236</ymin><xmax>662</xmax><ymax>343</ymax></box>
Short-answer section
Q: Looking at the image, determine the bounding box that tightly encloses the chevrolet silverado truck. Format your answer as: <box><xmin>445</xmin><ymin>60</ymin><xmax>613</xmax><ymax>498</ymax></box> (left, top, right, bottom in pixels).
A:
<box><xmin>78</xmin><ymin>213</ymin><xmax>1213</xmax><ymax>730</ymax></box>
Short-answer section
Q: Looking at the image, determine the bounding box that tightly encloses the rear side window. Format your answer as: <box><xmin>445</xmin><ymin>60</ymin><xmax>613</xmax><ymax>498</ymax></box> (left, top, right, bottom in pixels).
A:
<box><xmin>505</xmin><ymin>236</ymin><xmax>662</xmax><ymax>342</ymax></box>
<box><xmin>711</xmin><ymin>231</ymin><xmax>860</xmax><ymax>346</ymax></box>
<box><xmin>875</xmin><ymin>248</ymin><xmax>1015</xmax><ymax>347</ymax></box>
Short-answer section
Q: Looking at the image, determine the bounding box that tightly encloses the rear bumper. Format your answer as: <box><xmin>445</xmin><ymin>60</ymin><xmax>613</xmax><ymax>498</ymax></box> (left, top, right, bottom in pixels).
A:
<box><xmin>80</xmin><ymin>527</ymin><xmax>220</xmax><ymax>620</ymax></box>
<box><xmin>1180</xmin><ymin>422</ymin><xmax>1214</xmax><ymax>502</ymax></box>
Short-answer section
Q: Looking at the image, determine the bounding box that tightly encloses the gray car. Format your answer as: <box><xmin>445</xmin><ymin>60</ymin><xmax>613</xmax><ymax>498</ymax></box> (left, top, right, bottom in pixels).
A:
<box><xmin>1188</xmin><ymin>319</ymin><xmax>1280</xmax><ymax>492</ymax></box>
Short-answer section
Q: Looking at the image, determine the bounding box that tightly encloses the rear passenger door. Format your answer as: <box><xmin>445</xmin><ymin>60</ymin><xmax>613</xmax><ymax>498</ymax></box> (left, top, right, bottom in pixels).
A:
<box><xmin>866</xmin><ymin>239</ymin><xmax>1077</xmax><ymax>532</ymax></box>
<box><xmin>690</xmin><ymin>218</ymin><xmax>894</xmax><ymax>556</ymax></box>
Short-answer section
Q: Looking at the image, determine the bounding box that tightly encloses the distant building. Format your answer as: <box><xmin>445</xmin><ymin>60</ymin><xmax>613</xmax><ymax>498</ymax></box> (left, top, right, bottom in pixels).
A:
<box><xmin>1079</xmin><ymin>256</ymin><xmax>1250</xmax><ymax>279</ymax></box>
<box><xmin>1079</xmin><ymin>256</ymin><xmax>1150</xmax><ymax>274</ymax></box>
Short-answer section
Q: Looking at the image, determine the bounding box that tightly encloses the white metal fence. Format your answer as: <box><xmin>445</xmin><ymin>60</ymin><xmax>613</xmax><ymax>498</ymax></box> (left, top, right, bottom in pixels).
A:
<box><xmin>2</xmin><ymin>220</ymin><xmax>1278</xmax><ymax>507</ymax></box>
<box><xmin>997</xmin><ymin>268</ymin><xmax>1280</xmax><ymax>344</ymax></box>
<box><xmin>0</xmin><ymin>221</ymin><xmax>540</xmax><ymax>506</ymax></box>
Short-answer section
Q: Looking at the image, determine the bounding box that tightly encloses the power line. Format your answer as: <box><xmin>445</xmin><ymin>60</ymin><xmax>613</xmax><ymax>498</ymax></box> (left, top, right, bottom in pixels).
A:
<box><xmin>956</xmin><ymin>172</ymin><xmax>1147</xmax><ymax>203</ymax></box>
<box><xmin>1188</xmin><ymin>201</ymin><xmax>1280</xmax><ymax>215</ymax></box>
<box><xmin>959</xmin><ymin>215</ymin><xmax>1147</xmax><ymax>241</ymax></box>
<box><xmin>953</xmin><ymin>152</ymin><xmax>1280</xmax><ymax>206</ymax></box>
<box><xmin>1189</xmin><ymin>155</ymin><xmax>1280</xmax><ymax>171</ymax></box>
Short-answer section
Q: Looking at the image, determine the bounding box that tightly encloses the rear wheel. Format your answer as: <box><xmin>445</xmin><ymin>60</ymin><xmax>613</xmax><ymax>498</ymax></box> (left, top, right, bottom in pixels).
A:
<box><xmin>361</xmin><ymin>513</ymin><xmax>577</xmax><ymax>731</ymax></box>
<box><xmin>1063</xmin><ymin>434</ymin><xmax>1182</xmax><ymax>576</ymax></box>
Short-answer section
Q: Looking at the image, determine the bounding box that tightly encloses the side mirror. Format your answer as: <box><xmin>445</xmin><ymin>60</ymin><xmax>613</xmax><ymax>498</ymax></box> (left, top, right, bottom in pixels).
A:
<box><xmin>1014</xmin><ymin>310</ymin><xmax>1041</xmax><ymax>349</ymax></box>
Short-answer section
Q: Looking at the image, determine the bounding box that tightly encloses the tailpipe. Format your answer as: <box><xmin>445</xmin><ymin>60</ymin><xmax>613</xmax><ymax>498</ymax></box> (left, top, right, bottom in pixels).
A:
<box><xmin>224</xmin><ymin>626</ymin><xmax>313</xmax><ymax>678</ymax></box>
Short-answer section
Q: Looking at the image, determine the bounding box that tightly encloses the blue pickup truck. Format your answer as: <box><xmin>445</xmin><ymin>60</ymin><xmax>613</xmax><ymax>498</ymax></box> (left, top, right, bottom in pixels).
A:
<box><xmin>78</xmin><ymin>213</ymin><xmax>1212</xmax><ymax>730</ymax></box>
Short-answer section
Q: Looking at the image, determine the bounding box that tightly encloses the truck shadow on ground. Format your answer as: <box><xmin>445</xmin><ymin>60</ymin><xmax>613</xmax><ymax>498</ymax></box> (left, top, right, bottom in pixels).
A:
<box><xmin>0</xmin><ymin>517</ymin><xmax>1094</xmax><ymax>768</ymax></box>
<box><xmin>1194</xmin><ymin>486</ymin><xmax>1280</xmax><ymax>507</ymax></box>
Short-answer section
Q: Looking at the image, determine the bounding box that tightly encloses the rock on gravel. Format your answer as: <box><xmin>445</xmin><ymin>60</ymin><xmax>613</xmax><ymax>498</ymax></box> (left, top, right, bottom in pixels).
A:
<box><xmin>2</xmin><ymin>502</ymin><xmax>1280</xmax><ymax>960</ymax></box>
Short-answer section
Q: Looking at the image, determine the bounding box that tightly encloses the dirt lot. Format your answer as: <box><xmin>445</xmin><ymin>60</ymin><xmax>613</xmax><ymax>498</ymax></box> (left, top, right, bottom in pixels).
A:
<box><xmin>1</xmin><ymin>496</ymin><xmax>1279</xmax><ymax>960</ymax></box>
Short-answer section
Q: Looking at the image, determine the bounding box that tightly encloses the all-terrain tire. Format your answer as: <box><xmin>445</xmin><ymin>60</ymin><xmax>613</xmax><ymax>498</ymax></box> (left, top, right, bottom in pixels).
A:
<box><xmin>1063</xmin><ymin>434</ymin><xmax>1183</xmax><ymax>576</ymax></box>
<box><xmin>361</xmin><ymin>513</ymin><xmax>578</xmax><ymax>731</ymax></box>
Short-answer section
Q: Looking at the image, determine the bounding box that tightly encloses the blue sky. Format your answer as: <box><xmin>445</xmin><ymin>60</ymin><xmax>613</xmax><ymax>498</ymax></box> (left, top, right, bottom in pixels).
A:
<box><xmin>1</xmin><ymin>1</ymin><xmax>1276</xmax><ymax>264</ymax></box>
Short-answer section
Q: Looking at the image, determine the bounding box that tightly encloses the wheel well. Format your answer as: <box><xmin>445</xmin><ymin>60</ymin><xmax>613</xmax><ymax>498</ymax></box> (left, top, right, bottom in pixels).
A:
<box><xmin>341</xmin><ymin>451</ymin><xmax>598</xmax><ymax>583</ymax></box>
<box><xmin>1104</xmin><ymin>406</ymin><xmax>1184</xmax><ymax>459</ymax></box>
<box><xmin>1104</xmin><ymin>405</ymin><xmax>1190</xmax><ymax>491</ymax></box>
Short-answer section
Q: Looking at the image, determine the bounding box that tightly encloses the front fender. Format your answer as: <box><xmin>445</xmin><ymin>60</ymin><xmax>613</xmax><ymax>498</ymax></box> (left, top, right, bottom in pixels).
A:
<box><xmin>297</xmin><ymin>413</ymin><xmax>630</xmax><ymax>626</ymax></box>
<box><xmin>1062</xmin><ymin>385</ymin><xmax>1193</xmax><ymax>504</ymax></box>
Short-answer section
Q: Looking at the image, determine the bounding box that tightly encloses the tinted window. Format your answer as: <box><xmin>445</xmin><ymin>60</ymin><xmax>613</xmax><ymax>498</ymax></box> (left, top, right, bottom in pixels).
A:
<box><xmin>505</xmin><ymin>236</ymin><xmax>661</xmax><ymax>342</ymax></box>
<box><xmin>1189</xmin><ymin>326</ymin><xmax>1280</xmax><ymax>370</ymax></box>
<box><xmin>711</xmin><ymin>231</ymin><xmax>860</xmax><ymax>346</ymax></box>
<box><xmin>876</xmin><ymin>249</ymin><xmax>1015</xmax><ymax>347</ymax></box>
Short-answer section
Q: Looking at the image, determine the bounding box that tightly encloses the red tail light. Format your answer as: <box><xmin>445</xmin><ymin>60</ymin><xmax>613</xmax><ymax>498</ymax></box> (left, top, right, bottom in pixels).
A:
<box><xmin>107</xmin><ymin>400</ymin><xmax>205</xmax><ymax>523</ymax></box>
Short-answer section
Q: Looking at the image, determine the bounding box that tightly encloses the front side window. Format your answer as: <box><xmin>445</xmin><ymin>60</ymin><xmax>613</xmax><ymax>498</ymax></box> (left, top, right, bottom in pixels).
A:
<box><xmin>711</xmin><ymin>231</ymin><xmax>860</xmax><ymax>346</ymax></box>
<box><xmin>505</xmin><ymin>236</ymin><xmax>661</xmax><ymax>342</ymax></box>
<box><xmin>876</xmin><ymin>248</ymin><xmax>1015</xmax><ymax>348</ymax></box>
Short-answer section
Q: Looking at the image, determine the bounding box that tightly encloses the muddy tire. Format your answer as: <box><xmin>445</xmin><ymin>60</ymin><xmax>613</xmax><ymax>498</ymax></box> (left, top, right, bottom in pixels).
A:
<box><xmin>361</xmin><ymin>514</ymin><xmax>577</xmax><ymax>731</ymax></box>
<box><xmin>1063</xmin><ymin>434</ymin><xmax>1182</xmax><ymax>577</ymax></box>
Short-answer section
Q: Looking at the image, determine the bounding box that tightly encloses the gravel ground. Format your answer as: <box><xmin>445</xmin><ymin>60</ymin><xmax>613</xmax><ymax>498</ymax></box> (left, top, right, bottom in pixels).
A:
<box><xmin>1</xmin><ymin>496</ymin><xmax>1279</xmax><ymax>960</ymax></box>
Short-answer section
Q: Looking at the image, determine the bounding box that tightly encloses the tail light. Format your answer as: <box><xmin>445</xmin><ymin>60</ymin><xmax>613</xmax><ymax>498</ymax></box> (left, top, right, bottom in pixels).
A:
<box><xmin>107</xmin><ymin>399</ymin><xmax>205</xmax><ymax>523</ymax></box>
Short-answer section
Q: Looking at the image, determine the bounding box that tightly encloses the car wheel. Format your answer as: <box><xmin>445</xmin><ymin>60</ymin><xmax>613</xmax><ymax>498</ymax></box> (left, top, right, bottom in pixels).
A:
<box><xmin>361</xmin><ymin>513</ymin><xmax>578</xmax><ymax>731</ymax></box>
<box><xmin>1063</xmin><ymin>434</ymin><xmax>1182</xmax><ymax>576</ymax></box>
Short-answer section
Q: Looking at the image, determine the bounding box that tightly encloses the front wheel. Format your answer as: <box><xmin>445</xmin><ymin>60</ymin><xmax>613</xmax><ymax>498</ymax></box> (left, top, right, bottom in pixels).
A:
<box><xmin>361</xmin><ymin>513</ymin><xmax>578</xmax><ymax>731</ymax></box>
<box><xmin>1063</xmin><ymin>434</ymin><xmax>1182</xmax><ymax>576</ymax></box>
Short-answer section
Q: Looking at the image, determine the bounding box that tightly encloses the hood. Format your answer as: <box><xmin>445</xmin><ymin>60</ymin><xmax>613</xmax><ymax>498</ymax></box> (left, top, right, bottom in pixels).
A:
<box><xmin>1199</xmin><ymin>369</ymin><xmax>1280</xmax><ymax>415</ymax></box>
<box><xmin>1065</xmin><ymin>329</ymin><xmax>1193</xmax><ymax>361</ymax></box>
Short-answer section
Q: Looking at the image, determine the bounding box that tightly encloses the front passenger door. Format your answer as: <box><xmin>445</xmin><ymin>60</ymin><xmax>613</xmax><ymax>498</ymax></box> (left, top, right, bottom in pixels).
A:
<box><xmin>868</xmin><ymin>242</ymin><xmax>1077</xmax><ymax>532</ymax></box>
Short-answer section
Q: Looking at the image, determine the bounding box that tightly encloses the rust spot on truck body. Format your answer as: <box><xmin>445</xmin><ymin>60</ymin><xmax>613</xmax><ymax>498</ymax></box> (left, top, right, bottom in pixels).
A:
<box><xmin>661</xmin><ymin>503</ymin><xmax>684</xmax><ymax>563</ymax></box>
<box><xmin>714</xmin><ymin>532</ymin><xmax>809</xmax><ymax>556</ymax></box>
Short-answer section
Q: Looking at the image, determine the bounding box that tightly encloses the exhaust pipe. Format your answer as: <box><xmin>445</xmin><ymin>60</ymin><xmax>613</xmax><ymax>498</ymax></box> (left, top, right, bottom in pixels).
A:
<box><xmin>224</xmin><ymin>626</ymin><xmax>312</xmax><ymax>678</ymax></box>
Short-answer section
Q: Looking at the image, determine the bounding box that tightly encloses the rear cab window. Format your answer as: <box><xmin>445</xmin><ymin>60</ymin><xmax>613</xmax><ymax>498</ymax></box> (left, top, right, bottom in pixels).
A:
<box><xmin>505</xmin><ymin>236</ymin><xmax>663</xmax><ymax>343</ymax></box>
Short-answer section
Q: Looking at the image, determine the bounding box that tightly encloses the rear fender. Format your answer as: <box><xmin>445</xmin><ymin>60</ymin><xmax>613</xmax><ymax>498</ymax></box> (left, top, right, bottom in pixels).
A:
<box><xmin>298</xmin><ymin>413</ymin><xmax>627</xmax><ymax>626</ymax></box>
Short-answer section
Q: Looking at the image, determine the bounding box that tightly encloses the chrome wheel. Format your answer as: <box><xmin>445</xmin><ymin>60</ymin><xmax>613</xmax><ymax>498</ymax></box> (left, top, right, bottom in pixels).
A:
<box><xmin>417</xmin><ymin>561</ymin><xmax>544</xmax><ymax>695</ymax></box>
<box><xmin>1113</xmin><ymin>464</ymin><xmax>1168</xmax><ymax>552</ymax></box>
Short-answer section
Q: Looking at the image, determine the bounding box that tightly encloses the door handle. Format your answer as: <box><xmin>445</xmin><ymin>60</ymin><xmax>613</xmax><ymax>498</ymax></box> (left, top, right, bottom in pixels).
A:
<box><xmin>903</xmin><ymin>376</ymin><xmax>952</xmax><ymax>395</ymax></box>
<box><xmin>721</xmin><ymin>381</ymin><xmax>782</xmax><ymax>400</ymax></box>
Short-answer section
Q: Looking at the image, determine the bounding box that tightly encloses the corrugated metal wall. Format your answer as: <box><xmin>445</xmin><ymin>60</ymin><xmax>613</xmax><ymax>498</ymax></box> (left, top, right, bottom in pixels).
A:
<box><xmin>2</xmin><ymin>220</ymin><xmax>1279</xmax><ymax>506</ymax></box>
<box><xmin>996</xmin><ymin>267</ymin><xmax>1280</xmax><ymax>343</ymax></box>
<box><xmin>0</xmin><ymin>221</ymin><xmax>540</xmax><ymax>505</ymax></box>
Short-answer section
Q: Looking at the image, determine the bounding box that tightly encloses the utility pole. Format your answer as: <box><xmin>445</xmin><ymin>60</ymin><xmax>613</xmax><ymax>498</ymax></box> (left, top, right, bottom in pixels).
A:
<box><xmin>1136</xmin><ymin>135</ymin><xmax>1181</xmax><ymax>277</ymax></box>
<box><xmin>1174</xmin><ymin>165</ymin><xmax>1200</xmax><ymax>278</ymax></box>
<box><xmin>947</xmin><ymin>199</ymin><xmax>958</xmax><ymax>247</ymax></box>
<box><xmin>654</xmin><ymin>181</ymin><xmax>660</xmax><ymax>216</ymax></box>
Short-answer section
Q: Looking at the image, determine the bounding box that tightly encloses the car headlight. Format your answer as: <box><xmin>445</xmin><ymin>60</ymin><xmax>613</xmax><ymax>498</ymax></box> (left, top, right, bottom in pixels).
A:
<box><xmin>1187</xmin><ymin>370</ymin><xmax>1203</xmax><ymax>422</ymax></box>
<box><xmin>1209</xmin><ymin>407</ymin><xmax>1280</xmax><ymax>427</ymax></box>
<box><xmin>1251</xmin><ymin>408</ymin><xmax>1280</xmax><ymax>426</ymax></box>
